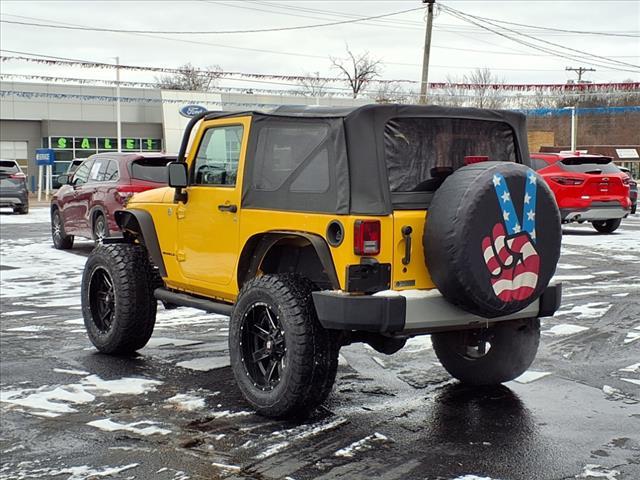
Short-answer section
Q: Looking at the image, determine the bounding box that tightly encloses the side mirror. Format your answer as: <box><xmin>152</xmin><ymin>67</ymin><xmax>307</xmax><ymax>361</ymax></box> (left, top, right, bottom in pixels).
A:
<box><xmin>168</xmin><ymin>162</ymin><xmax>188</xmax><ymax>188</ymax></box>
<box><xmin>57</xmin><ymin>174</ymin><xmax>70</xmax><ymax>185</ymax></box>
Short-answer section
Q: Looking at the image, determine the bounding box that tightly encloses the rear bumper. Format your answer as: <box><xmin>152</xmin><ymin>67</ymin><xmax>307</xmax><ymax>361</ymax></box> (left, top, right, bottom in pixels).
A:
<box><xmin>0</xmin><ymin>193</ymin><xmax>28</xmax><ymax>207</ymax></box>
<box><xmin>312</xmin><ymin>283</ymin><xmax>562</xmax><ymax>334</ymax></box>
<box><xmin>561</xmin><ymin>205</ymin><xmax>629</xmax><ymax>222</ymax></box>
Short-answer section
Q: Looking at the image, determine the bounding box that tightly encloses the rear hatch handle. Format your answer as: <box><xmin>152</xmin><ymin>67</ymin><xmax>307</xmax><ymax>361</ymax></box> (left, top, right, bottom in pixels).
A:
<box><xmin>401</xmin><ymin>225</ymin><xmax>413</xmax><ymax>265</ymax></box>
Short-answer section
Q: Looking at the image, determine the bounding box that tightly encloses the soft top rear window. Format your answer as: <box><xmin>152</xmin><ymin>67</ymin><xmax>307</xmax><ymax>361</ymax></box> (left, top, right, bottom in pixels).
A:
<box><xmin>384</xmin><ymin>118</ymin><xmax>517</xmax><ymax>193</ymax></box>
<box><xmin>559</xmin><ymin>157</ymin><xmax>620</xmax><ymax>174</ymax></box>
<box><xmin>0</xmin><ymin>160</ymin><xmax>19</xmax><ymax>174</ymax></box>
<box><xmin>130</xmin><ymin>158</ymin><xmax>171</xmax><ymax>183</ymax></box>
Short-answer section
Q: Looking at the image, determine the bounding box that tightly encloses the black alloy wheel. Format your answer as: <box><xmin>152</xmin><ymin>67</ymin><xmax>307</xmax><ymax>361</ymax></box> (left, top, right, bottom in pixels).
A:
<box><xmin>88</xmin><ymin>266</ymin><xmax>116</xmax><ymax>333</ymax></box>
<box><xmin>240</xmin><ymin>302</ymin><xmax>287</xmax><ymax>391</ymax></box>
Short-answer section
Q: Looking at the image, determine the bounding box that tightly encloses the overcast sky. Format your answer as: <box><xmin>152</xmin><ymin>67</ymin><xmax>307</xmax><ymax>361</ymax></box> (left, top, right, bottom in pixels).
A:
<box><xmin>1</xmin><ymin>0</ymin><xmax>639</xmax><ymax>95</ymax></box>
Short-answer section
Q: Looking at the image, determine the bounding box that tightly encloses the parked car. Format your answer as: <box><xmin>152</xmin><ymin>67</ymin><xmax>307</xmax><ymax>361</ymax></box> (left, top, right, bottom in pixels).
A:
<box><xmin>618</xmin><ymin>166</ymin><xmax>638</xmax><ymax>214</ymax></box>
<box><xmin>51</xmin><ymin>153</ymin><xmax>174</xmax><ymax>249</ymax></box>
<box><xmin>531</xmin><ymin>152</ymin><xmax>631</xmax><ymax>233</ymax></box>
<box><xmin>0</xmin><ymin>159</ymin><xmax>29</xmax><ymax>214</ymax></box>
<box><xmin>80</xmin><ymin>105</ymin><xmax>563</xmax><ymax>419</ymax></box>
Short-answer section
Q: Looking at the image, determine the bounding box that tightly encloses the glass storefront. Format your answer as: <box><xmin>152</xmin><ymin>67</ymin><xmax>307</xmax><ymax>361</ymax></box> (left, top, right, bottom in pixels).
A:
<box><xmin>43</xmin><ymin>136</ymin><xmax>163</xmax><ymax>187</ymax></box>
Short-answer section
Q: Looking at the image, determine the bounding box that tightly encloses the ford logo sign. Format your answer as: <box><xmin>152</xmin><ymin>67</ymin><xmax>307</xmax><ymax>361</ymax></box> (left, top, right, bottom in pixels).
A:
<box><xmin>179</xmin><ymin>105</ymin><xmax>207</xmax><ymax>118</ymax></box>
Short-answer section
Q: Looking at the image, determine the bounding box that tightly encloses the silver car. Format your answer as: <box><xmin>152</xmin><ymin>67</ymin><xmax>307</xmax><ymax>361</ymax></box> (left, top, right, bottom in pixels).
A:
<box><xmin>0</xmin><ymin>159</ymin><xmax>29</xmax><ymax>214</ymax></box>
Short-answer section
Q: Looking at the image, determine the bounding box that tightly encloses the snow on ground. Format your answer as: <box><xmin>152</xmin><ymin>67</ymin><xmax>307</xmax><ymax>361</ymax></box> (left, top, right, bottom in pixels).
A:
<box><xmin>334</xmin><ymin>432</ymin><xmax>390</xmax><ymax>458</ymax></box>
<box><xmin>555</xmin><ymin>302</ymin><xmax>612</xmax><ymax>320</ymax></box>
<box><xmin>0</xmin><ymin>374</ymin><xmax>162</xmax><ymax>417</ymax></box>
<box><xmin>543</xmin><ymin>324</ymin><xmax>589</xmax><ymax>336</ymax></box>
<box><xmin>624</xmin><ymin>326</ymin><xmax>640</xmax><ymax>344</ymax></box>
<box><xmin>576</xmin><ymin>464</ymin><xmax>620</xmax><ymax>479</ymax></box>
<box><xmin>0</xmin><ymin>207</ymin><xmax>50</xmax><ymax>225</ymax></box>
<box><xmin>166</xmin><ymin>393</ymin><xmax>207</xmax><ymax>411</ymax></box>
<box><xmin>87</xmin><ymin>418</ymin><xmax>171</xmax><ymax>436</ymax></box>
<box><xmin>176</xmin><ymin>356</ymin><xmax>230</xmax><ymax>371</ymax></box>
<box><xmin>512</xmin><ymin>371</ymin><xmax>552</xmax><ymax>384</ymax></box>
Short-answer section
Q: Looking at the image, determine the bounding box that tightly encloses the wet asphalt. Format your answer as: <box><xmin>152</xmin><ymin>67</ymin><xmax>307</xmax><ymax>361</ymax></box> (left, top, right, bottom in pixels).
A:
<box><xmin>0</xmin><ymin>209</ymin><xmax>639</xmax><ymax>480</ymax></box>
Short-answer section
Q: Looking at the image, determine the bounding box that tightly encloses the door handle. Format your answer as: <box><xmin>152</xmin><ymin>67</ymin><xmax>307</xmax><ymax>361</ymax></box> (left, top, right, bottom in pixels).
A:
<box><xmin>218</xmin><ymin>204</ymin><xmax>237</xmax><ymax>213</ymax></box>
<box><xmin>401</xmin><ymin>225</ymin><xmax>413</xmax><ymax>265</ymax></box>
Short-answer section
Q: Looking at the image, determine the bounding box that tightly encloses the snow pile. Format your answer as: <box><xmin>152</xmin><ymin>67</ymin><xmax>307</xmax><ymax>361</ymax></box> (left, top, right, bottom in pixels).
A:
<box><xmin>87</xmin><ymin>418</ymin><xmax>171</xmax><ymax>436</ymax></box>
<box><xmin>575</xmin><ymin>464</ymin><xmax>620</xmax><ymax>479</ymax></box>
<box><xmin>334</xmin><ymin>432</ymin><xmax>390</xmax><ymax>458</ymax></box>
<box><xmin>555</xmin><ymin>302</ymin><xmax>612</xmax><ymax>320</ymax></box>
<box><xmin>254</xmin><ymin>417</ymin><xmax>348</xmax><ymax>460</ymax></box>
<box><xmin>624</xmin><ymin>326</ymin><xmax>640</xmax><ymax>344</ymax></box>
<box><xmin>0</xmin><ymin>374</ymin><xmax>162</xmax><ymax>417</ymax></box>
<box><xmin>543</xmin><ymin>324</ymin><xmax>589</xmax><ymax>336</ymax></box>
<box><xmin>166</xmin><ymin>393</ymin><xmax>206</xmax><ymax>411</ymax></box>
<box><xmin>513</xmin><ymin>371</ymin><xmax>552</xmax><ymax>384</ymax></box>
<box><xmin>176</xmin><ymin>356</ymin><xmax>230</xmax><ymax>371</ymax></box>
<box><xmin>0</xmin><ymin>207</ymin><xmax>50</xmax><ymax>224</ymax></box>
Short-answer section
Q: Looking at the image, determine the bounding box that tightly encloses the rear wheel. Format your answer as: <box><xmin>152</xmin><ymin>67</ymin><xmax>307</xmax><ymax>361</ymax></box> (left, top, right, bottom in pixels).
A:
<box><xmin>93</xmin><ymin>213</ymin><xmax>108</xmax><ymax>243</ymax></box>
<box><xmin>229</xmin><ymin>274</ymin><xmax>339</xmax><ymax>419</ymax></box>
<box><xmin>14</xmin><ymin>205</ymin><xmax>28</xmax><ymax>215</ymax></box>
<box><xmin>51</xmin><ymin>208</ymin><xmax>74</xmax><ymax>250</ymax></box>
<box><xmin>592</xmin><ymin>218</ymin><xmax>622</xmax><ymax>234</ymax></box>
<box><xmin>81</xmin><ymin>243</ymin><xmax>157</xmax><ymax>354</ymax></box>
<box><xmin>432</xmin><ymin>318</ymin><xmax>540</xmax><ymax>385</ymax></box>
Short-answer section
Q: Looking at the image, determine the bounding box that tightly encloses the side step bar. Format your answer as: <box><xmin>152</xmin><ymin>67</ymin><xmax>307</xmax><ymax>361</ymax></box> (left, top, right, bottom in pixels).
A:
<box><xmin>154</xmin><ymin>288</ymin><xmax>234</xmax><ymax>316</ymax></box>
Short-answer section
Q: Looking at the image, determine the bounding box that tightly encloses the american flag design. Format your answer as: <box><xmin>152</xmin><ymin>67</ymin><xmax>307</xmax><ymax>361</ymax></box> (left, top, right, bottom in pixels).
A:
<box><xmin>482</xmin><ymin>170</ymin><xmax>540</xmax><ymax>302</ymax></box>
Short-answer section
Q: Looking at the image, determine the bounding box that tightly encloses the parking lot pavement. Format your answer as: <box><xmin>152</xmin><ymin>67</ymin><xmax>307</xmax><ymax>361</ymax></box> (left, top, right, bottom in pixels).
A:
<box><xmin>1</xmin><ymin>208</ymin><xmax>639</xmax><ymax>480</ymax></box>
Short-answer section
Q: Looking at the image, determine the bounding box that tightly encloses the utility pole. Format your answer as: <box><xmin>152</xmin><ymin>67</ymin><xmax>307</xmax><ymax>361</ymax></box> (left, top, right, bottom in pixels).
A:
<box><xmin>115</xmin><ymin>56</ymin><xmax>122</xmax><ymax>152</ymax></box>
<box><xmin>418</xmin><ymin>0</ymin><xmax>436</xmax><ymax>104</ymax></box>
<box><xmin>566</xmin><ymin>66</ymin><xmax>595</xmax><ymax>84</ymax></box>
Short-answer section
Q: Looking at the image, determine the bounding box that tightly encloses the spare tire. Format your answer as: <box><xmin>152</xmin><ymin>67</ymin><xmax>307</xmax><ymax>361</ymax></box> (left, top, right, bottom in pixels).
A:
<box><xmin>423</xmin><ymin>161</ymin><xmax>561</xmax><ymax>318</ymax></box>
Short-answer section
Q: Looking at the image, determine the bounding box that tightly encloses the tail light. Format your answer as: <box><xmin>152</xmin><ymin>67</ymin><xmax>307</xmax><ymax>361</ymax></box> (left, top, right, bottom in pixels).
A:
<box><xmin>10</xmin><ymin>172</ymin><xmax>26</xmax><ymax>179</ymax></box>
<box><xmin>116</xmin><ymin>184</ymin><xmax>150</xmax><ymax>203</ymax></box>
<box><xmin>354</xmin><ymin>220</ymin><xmax>380</xmax><ymax>256</ymax></box>
<box><xmin>623</xmin><ymin>176</ymin><xmax>630</xmax><ymax>186</ymax></box>
<box><xmin>550</xmin><ymin>176</ymin><xmax>584</xmax><ymax>186</ymax></box>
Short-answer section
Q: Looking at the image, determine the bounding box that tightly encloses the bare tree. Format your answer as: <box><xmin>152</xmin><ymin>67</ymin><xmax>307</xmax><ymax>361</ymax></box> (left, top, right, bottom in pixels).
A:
<box><xmin>461</xmin><ymin>67</ymin><xmax>505</xmax><ymax>109</ymax></box>
<box><xmin>155</xmin><ymin>63</ymin><xmax>222</xmax><ymax>91</ymax></box>
<box><xmin>297</xmin><ymin>72</ymin><xmax>329</xmax><ymax>98</ymax></box>
<box><xmin>330</xmin><ymin>46</ymin><xmax>382</xmax><ymax>98</ymax></box>
<box><xmin>372</xmin><ymin>82</ymin><xmax>410</xmax><ymax>104</ymax></box>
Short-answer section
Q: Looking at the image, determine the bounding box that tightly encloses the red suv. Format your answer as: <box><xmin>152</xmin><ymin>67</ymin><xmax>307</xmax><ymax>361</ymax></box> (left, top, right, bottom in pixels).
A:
<box><xmin>51</xmin><ymin>153</ymin><xmax>174</xmax><ymax>249</ymax></box>
<box><xmin>531</xmin><ymin>152</ymin><xmax>631</xmax><ymax>233</ymax></box>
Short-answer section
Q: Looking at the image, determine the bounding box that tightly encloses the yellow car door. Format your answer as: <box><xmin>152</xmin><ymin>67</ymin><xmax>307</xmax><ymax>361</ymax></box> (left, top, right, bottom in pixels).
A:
<box><xmin>176</xmin><ymin>116</ymin><xmax>250</xmax><ymax>299</ymax></box>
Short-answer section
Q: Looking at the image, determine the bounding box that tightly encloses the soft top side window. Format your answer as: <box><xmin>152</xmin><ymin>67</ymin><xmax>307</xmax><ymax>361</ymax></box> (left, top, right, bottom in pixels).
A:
<box><xmin>192</xmin><ymin>125</ymin><xmax>244</xmax><ymax>186</ymax></box>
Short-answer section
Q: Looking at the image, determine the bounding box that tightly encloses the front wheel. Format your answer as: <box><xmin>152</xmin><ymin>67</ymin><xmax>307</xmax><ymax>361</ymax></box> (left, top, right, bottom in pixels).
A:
<box><xmin>229</xmin><ymin>274</ymin><xmax>339</xmax><ymax>419</ymax></box>
<box><xmin>81</xmin><ymin>243</ymin><xmax>157</xmax><ymax>354</ymax></box>
<box><xmin>432</xmin><ymin>318</ymin><xmax>540</xmax><ymax>385</ymax></box>
<box><xmin>592</xmin><ymin>218</ymin><xmax>622</xmax><ymax>234</ymax></box>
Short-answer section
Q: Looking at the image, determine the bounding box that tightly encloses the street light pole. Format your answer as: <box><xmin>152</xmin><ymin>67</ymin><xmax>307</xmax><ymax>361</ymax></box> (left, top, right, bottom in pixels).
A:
<box><xmin>418</xmin><ymin>0</ymin><xmax>435</xmax><ymax>104</ymax></box>
<box><xmin>115</xmin><ymin>56</ymin><xmax>122</xmax><ymax>152</ymax></box>
<box><xmin>570</xmin><ymin>106</ymin><xmax>577</xmax><ymax>151</ymax></box>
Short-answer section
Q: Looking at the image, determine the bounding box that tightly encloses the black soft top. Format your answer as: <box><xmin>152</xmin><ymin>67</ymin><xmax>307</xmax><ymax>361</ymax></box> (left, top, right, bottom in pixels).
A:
<box><xmin>198</xmin><ymin>104</ymin><xmax>530</xmax><ymax>215</ymax></box>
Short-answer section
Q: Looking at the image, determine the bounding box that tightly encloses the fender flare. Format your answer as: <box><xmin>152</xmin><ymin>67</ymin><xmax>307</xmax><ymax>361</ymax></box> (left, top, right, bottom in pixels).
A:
<box><xmin>237</xmin><ymin>231</ymin><xmax>340</xmax><ymax>290</ymax></box>
<box><xmin>114</xmin><ymin>209</ymin><xmax>167</xmax><ymax>277</ymax></box>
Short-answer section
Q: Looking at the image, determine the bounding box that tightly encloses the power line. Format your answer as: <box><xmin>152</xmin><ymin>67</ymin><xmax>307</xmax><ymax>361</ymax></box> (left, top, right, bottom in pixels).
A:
<box><xmin>0</xmin><ymin>6</ymin><xmax>425</xmax><ymax>35</ymax></box>
<box><xmin>440</xmin><ymin>5</ymin><xmax>640</xmax><ymax>73</ymax></box>
<box><xmin>442</xmin><ymin>5</ymin><xmax>640</xmax><ymax>70</ymax></box>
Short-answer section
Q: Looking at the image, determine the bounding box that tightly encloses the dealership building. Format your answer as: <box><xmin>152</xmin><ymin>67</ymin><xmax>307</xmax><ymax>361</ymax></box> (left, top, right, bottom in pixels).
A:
<box><xmin>2</xmin><ymin>80</ymin><xmax>639</xmax><ymax>190</ymax></box>
<box><xmin>0</xmin><ymin>80</ymin><xmax>365</xmax><ymax>190</ymax></box>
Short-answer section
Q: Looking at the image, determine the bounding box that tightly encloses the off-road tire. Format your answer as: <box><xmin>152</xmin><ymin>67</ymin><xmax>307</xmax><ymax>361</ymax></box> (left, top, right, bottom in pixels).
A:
<box><xmin>14</xmin><ymin>205</ymin><xmax>28</xmax><ymax>215</ymax></box>
<box><xmin>592</xmin><ymin>218</ymin><xmax>622</xmax><ymax>234</ymax></box>
<box><xmin>432</xmin><ymin>318</ymin><xmax>540</xmax><ymax>385</ymax></box>
<box><xmin>81</xmin><ymin>243</ymin><xmax>157</xmax><ymax>354</ymax></box>
<box><xmin>229</xmin><ymin>274</ymin><xmax>339</xmax><ymax>419</ymax></box>
<box><xmin>93</xmin><ymin>213</ymin><xmax>108</xmax><ymax>243</ymax></box>
<box><xmin>51</xmin><ymin>208</ymin><xmax>74</xmax><ymax>250</ymax></box>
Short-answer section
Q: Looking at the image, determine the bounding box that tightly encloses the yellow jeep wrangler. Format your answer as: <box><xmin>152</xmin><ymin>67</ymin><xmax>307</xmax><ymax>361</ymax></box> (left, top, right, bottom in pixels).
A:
<box><xmin>81</xmin><ymin>105</ymin><xmax>562</xmax><ymax>418</ymax></box>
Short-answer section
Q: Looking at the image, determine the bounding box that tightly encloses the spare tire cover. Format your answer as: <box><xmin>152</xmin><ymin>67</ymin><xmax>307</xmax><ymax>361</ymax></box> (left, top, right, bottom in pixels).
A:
<box><xmin>423</xmin><ymin>161</ymin><xmax>561</xmax><ymax>318</ymax></box>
